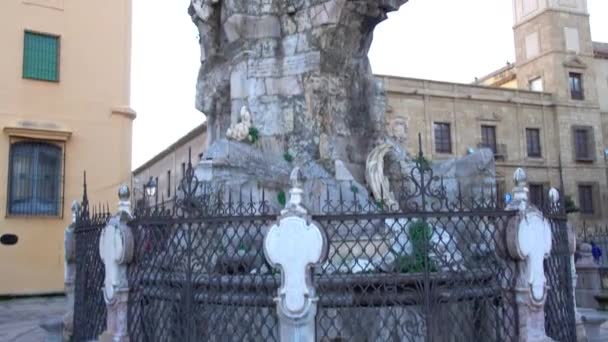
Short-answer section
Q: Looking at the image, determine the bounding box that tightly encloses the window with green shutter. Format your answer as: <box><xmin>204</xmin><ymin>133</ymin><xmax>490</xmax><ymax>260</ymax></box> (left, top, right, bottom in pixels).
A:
<box><xmin>23</xmin><ymin>31</ymin><xmax>60</xmax><ymax>82</ymax></box>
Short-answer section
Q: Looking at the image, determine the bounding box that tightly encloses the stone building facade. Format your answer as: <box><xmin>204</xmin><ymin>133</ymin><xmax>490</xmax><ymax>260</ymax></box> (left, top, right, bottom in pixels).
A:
<box><xmin>0</xmin><ymin>0</ymin><xmax>135</xmax><ymax>295</ymax></box>
<box><xmin>135</xmin><ymin>0</ymin><xmax>607</xmax><ymax>225</ymax></box>
<box><xmin>132</xmin><ymin>123</ymin><xmax>207</xmax><ymax>206</ymax></box>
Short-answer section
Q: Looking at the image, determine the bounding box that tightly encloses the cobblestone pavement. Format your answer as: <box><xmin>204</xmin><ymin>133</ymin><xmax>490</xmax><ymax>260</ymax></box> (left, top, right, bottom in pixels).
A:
<box><xmin>0</xmin><ymin>296</ymin><xmax>65</xmax><ymax>342</ymax></box>
<box><xmin>0</xmin><ymin>296</ymin><xmax>606</xmax><ymax>341</ymax></box>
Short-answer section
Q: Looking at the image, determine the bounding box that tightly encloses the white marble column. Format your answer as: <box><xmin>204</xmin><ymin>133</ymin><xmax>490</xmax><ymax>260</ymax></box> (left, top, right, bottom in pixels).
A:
<box><xmin>99</xmin><ymin>185</ymin><xmax>134</xmax><ymax>342</ymax></box>
<box><xmin>506</xmin><ymin>168</ymin><xmax>554</xmax><ymax>342</ymax></box>
<box><xmin>264</xmin><ymin>168</ymin><xmax>328</xmax><ymax>342</ymax></box>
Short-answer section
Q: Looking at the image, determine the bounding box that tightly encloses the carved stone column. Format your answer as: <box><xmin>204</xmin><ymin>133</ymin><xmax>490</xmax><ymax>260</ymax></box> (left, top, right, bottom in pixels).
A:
<box><xmin>63</xmin><ymin>201</ymin><xmax>79</xmax><ymax>341</ymax></box>
<box><xmin>99</xmin><ymin>185</ymin><xmax>134</xmax><ymax>342</ymax></box>
<box><xmin>264</xmin><ymin>168</ymin><xmax>328</xmax><ymax>342</ymax></box>
<box><xmin>506</xmin><ymin>168</ymin><xmax>554</xmax><ymax>342</ymax></box>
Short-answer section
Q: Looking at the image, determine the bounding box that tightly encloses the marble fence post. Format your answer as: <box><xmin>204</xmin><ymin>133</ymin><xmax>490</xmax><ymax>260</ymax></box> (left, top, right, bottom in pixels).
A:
<box><xmin>505</xmin><ymin>168</ymin><xmax>554</xmax><ymax>342</ymax></box>
<box><xmin>264</xmin><ymin>168</ymin><xmax>328</xmax><ymax>342</ymax></box>
<box><xmin>99</xmin><ymin>185</ymin><xmax>134</xmax><ymax>342</ymax></box>
<box><xmin>63</xmin><ymin>200</ymin><xmax>79</xmax><ymax>341</ymax></box>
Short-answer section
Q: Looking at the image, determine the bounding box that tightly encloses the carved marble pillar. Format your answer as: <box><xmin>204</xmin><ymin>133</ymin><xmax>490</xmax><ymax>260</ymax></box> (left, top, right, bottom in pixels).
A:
<box><xmin>99</xmin><ymin>185</ymin><xmax>134</xmax><ymax>342</ymax></box>
<box><xmin>264</xmin><ymin>168</ymin><xmax>328</xmax><ymax>342</ymax></box>
<box><xmin>506</xmin><ymin>168</ymin><xmax>554</xmax><ymax>342</ymax></box>
<box><xmin>63</xmin><ymin>201</ymin><xmax>79</xmax><ymax>341</ymax></box>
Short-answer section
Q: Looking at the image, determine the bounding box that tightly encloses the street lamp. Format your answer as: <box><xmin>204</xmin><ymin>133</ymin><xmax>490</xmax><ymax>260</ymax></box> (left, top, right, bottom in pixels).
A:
<box><xmin>145</xmin><ymin>176</ymin><xmax>157</xmax><ymax>198</ymax></box>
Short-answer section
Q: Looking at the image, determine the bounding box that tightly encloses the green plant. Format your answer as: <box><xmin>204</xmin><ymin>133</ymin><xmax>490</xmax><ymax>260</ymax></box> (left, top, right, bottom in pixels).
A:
<box><xmin>393</xmin><ymin>221</ymin><xmax>437</xmax><ymax>273</ymax></box>
<box><xmin>248</xmin><ymin>127</ymin><xmax>260</xmax><ymax>144</ymax></box>
<box><xmin>375</xmin><ymin>199</ymin><xmax>385</xmax><ymax>209</ymax></box>
<box><xmin>350</xmin><ymin>185</ymin><xmax>359</xmax><ymax>194</ymax></box>
<box><xmin>565</xmin><ymin>195</ymin><xmax>579</xmax><ymax>214</ymax></box>
<box><xmin>277</xmin><ymin>190</ymin><xmax>287</xmax><ymax>206</ymax></box>
<box><xmin>414</xmin><ymin>155</ymin><xmax>431</xmax><ymax>170</ymax></box>
<box><xmin>283</xmin><ymin>152</ymin><xmax>294</xmax><ymax>163</ymax></box>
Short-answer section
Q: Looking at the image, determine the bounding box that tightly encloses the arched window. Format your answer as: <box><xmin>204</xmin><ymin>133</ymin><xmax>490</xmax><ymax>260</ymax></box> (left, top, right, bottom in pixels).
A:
<box><xmin>8</xmin><ymin>141</ymin><xmax>63</xmax><ymax>216</ymax></box>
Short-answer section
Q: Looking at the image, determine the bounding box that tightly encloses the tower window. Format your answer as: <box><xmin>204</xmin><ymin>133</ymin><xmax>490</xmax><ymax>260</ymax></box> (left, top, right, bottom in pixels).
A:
<box><xmin>578</xmin><ymin>185</ymin><xmax>594</xmax><ymax>215</ymax></box>
<box><xmin>23</xmin><ymin>31</ymin><xmax>60</xmax><ymax>82</ymax></box>
<box><xmin>569</xmin><ymin>73</ymin><xmax>584</xmax><ymax>100</ymax></box>
<box><xmin>526</xmin><ymin>128</ymin><xmax>542</xmax><ymax>157</ymax></box>
<box><xmin>480</xmin><ymin>125</ymin><xmax>497</xmax><ymax>154</ymax></box>
<box><xmin>433</xmin><ymin>122</ymin><xmax>452</xmax><ymax>154</ymax></box>
<box><xmin>572</xmin><ymin>126</ymin><xmax>595</xmax><ymax>162</ymax></box>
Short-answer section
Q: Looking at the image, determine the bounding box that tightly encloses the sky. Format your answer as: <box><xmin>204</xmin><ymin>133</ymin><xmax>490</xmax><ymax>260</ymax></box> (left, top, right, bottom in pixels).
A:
<box><xmin>131</xmin><ymin>0</ymin><xmax>608</xmax><ymax>169</ymax></box>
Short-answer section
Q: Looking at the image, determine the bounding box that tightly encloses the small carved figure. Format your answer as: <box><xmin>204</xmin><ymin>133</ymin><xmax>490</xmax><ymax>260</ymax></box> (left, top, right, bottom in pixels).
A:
<box><xmin>226</xmin><ymin>106</ymin><xmax>253</xmax><ymax>142</ymax></box>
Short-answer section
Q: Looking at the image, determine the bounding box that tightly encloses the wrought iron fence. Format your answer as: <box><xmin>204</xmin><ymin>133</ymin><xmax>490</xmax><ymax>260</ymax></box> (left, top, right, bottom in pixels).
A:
<box><xmin>543</xmin><ymin>202</ymin><xmax>577</xmax><ymax>342</ymax></box>
<box><xmin>72</xmin><ymin>154</ymin><xmax>578</xmax><ymax>341</ymax></box>
<box><xmin>127</xmin><ymin>174</ymin><xmax>280</xmax><ymax>342</ymax></box>
<box><xmin>73</xmin><ymin>179</ymin><xmax>110</xmax><ymax>342</ymax></box>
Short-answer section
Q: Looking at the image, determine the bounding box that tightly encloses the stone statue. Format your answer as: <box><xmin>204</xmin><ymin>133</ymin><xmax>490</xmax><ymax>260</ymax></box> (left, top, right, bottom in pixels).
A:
<box><xmin>190</xmin><ymin>0</ymin><xmax>410</xmax><ymax>173</ymax></box>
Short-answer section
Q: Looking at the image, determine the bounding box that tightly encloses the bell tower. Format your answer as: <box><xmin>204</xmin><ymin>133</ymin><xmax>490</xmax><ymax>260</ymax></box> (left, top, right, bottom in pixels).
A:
<box><xmin>512</xmin><ymin>0</ymin><xmax>597</xmax><ymax>102</ymax></box>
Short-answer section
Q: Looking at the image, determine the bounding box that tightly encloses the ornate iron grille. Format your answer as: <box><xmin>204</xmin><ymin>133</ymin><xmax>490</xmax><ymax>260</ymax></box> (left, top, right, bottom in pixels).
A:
<box><xmin>127</xmin><ymin>163</ymin><xmax>280</xmax><ymax>341</ymax></box>
<box><xmin>73</xmin><ymin>178</ymin><xmax>109</xmax><ymax>342</ymax></box>
<box><xmin>544</xmin><ymin>201</ymin><xmax>577</xmax><ymax>342</ymax></box>
<box><xmin>311</xmin><ymin>159</ymin><xmax>519</xmax><ymax>341</ymax></box>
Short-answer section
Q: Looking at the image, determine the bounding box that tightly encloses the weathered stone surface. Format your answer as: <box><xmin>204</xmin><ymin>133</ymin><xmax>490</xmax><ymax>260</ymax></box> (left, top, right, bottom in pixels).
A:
<box><xmin>190</xmin><ymin>0</ymin><xmax>409</xmax><ymax>172</ymax></box>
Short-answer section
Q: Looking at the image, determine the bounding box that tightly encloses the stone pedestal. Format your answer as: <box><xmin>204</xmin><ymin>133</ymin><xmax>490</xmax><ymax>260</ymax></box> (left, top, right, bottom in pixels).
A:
<box><xmin>100</xmin><ymin>290</ymin><xmax>129</xmax><ymax>342</ymax></box>
<box><xmin>576</xmin><ymin>243</ymin><xmax>603</xmax><ymax>309</ymax></box>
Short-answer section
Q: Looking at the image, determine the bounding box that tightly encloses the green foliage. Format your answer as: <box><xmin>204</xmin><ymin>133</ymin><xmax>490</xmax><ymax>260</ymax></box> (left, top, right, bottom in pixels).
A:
<box><xmin>375</xmin><ymin>199</ymin><xmax>385</xmax><ymax>209</ymax></box>
<box><xmin>248</xmin><ymin>127</ymin><xmax>260</xmax><ymax>143</ymax></box>
<box><xmin>283</xmin><ymin>152</ymin><xmax>294</xmax><ymax>163</ymax></box>
<box><xmin>414</xmin><ymin>155</ymin><xmax>431</xmax><ymax>170</ymax></box>
<box><xmin>565</xmin><ymin>195</ymin><xmax>579</xmax><ymax>214</ymax></box>
<box><xmin>350</xmin><ymin>185</ymin><xmax>359</xmax><ymax>194</ymax></box>
<box><xmin>277</xmin><ymin>190</ymin><xmax>287</xmax><ymax>207</ymax></box>
<box><xmin>394</xmin><ymin>221</ymin><xmax>437</xmax><ymax>273</ymax></box>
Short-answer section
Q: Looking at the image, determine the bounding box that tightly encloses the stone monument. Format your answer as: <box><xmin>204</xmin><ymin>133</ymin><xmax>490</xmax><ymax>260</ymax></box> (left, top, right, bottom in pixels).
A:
<box><xmin>189</xmin><ymin>0</ymin><xmax>496</xmax><ymax>211</ymax></box>
<box><xmin>190</xmin><ymin>0</ymin><xmax>409</xmax><ymax>174</ymax></box>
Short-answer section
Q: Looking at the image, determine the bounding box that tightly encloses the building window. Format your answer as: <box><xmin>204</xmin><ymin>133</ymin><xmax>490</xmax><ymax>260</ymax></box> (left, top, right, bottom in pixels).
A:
<box><xmin>578</xmin><ymin>185</ymin><xmax>594</xmax><ymax>215</ymax></box>
<box><xmin>433</xmin><ymin>122</ymin><xmax>452</xmax><ymax>154</ymax></box>
<box><xmin>526</xmin><ymin>128</ymin><xmax>542</xmax><ymax>157</ymax></box>
<box><xmin>8</xmin><ymin>141</ymin><xmax>63</xmax><ymax>216</ymax></box>
<box><xmin>569</xmin><ymin>72</ymin><xmax>584</xmax><ymax>100</ymax></box>
<box><xmin>23</xmin><ymin>31</ymin><xmax>60</xmax><ymax>82</ymax></box>
<box><xmin>167</xmin><ymin>170</ymin><xmax>171</xmax><ymax>198</ymax></box>
<box><xmin>572</xmin><ymin>126</ymin><xmax>595</xmax><ymax>162</ymax></box>
<box><xmin>529</xmin><ymin>183</ymin><xmax>545</xmax><ymax>208</ymax></box>
<box><xmin>529</xmin><ymin>77</ymin><xmax>543</xmax><ymax>92</ymax></box>
<box><xmin>480</xmin><ymin>125</ymin><xmax>497</xmax><ymax>154</ymax></box>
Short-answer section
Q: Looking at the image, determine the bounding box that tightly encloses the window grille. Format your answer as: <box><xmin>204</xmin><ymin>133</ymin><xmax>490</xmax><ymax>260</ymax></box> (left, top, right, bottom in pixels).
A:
<box><xmin>8</xmin><ymin>141</ymin><xmax>63</xmax><ymax>216</ymax></box>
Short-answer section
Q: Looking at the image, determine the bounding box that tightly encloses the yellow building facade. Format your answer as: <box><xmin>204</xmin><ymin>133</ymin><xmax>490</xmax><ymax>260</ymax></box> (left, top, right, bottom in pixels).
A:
<box><xmin>0</xmin><ymin>0</ymin><xmax>135</xmax><ymax>295</ymax></box>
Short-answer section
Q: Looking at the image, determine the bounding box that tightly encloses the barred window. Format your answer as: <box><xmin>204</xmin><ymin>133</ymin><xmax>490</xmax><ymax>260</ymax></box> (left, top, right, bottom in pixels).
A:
<box><xmin>578</xmin><ymin>185</ymin><xmax>594</xmax><ymax>215</ymax></box>
<box><xmin>23</xmin><ymin>31</ymin><xmax>60</xmax><ymax>82</ymax></box>
<box><xmin>526</xmin><ymin>128</ymin><xmax>542</xmax><ymax>157</ymax></box>
<box><xmin>433</xmin><ymin>122</ymin><xmax>452</xmax><ymax>154</ymax></box>
<box><xmin>481</xmin><ymin>125</ymin><xmax>497</xmax><ymax>154</ymax></box>
<box><xmin>8</xmin><ymin>141</ymin><xmax>63</xmax><ymax>216</ymax></box>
